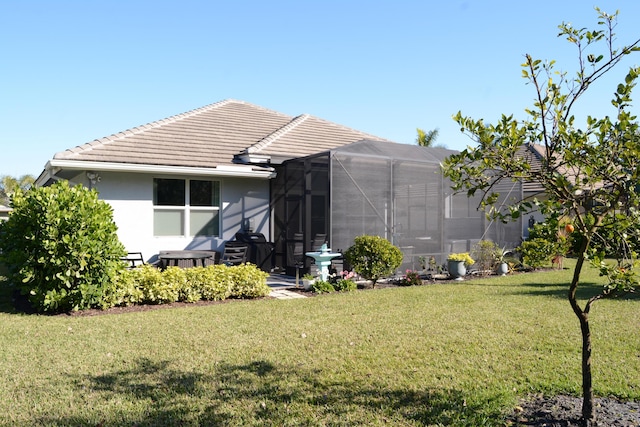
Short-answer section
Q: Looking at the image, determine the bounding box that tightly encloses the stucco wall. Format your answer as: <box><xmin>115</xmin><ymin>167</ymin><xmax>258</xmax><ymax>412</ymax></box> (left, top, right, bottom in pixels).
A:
<box><xmin>91</xmin><ymin>172</ymin><xmax>271</xmax><ymax>263</ymax></box>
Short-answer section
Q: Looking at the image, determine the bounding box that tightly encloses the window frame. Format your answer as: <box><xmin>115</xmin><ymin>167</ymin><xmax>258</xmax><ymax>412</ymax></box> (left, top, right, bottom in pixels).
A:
<box><xmin>153</xmin><ymin>178</ymin><xmax>221</xmax><ymax>237</ymax></box>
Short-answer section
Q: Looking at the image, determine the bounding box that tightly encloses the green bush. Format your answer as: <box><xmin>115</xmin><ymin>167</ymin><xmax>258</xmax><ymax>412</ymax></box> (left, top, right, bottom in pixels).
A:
<box><xmin>186</xmin><ymin>265</ymin><xmax>232</xmax><ymax>301</ymax></box>
<box><xmin>312</xmin><ymin>279</ymin><xmax>335</xmax><ymax>293</ymax></box>
<box><xmin>131</xmin><ymin>264</ymin><xmax>178</xmax><ymax>304</ymax></box>
<box><xmin>227</xmin><ymin>264</ymin><xmax>270</xmax><ymax>298</ymax></box>
<box><xmin>519</xmin><ymin>238</ymin><xmax>556</xmax><ymax>269</ymax></box>
<box><xmin>333</xmin><ymin>278</ymin><xmax>357</xmax><ymax>292</ymax></box>
<box><xmin>102</xmin><ymin>268</ymin><xmax>144</xmax><ymax>308</ymax></box>
<box><xmin>0</xmin><ymin>181</ymin><xmax>126</xmax><ymax>312</ymax></box>
<box><xmin>103</xmin><ymin>264</ymin><xmax>268</xmax><ymax>308</ymax></box>
<box><xmin>344</xmin><ymin>235</ymin><xmax>403</xmax><ymax>288</ymax></box>
<box><xmin>519</xmin><ymin>219</ymin><xmax>571</xmax><ymax>269</ymax></box>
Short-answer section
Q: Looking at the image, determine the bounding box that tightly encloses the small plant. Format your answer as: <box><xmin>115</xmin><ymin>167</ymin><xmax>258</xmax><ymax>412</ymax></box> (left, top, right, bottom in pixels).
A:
<box><xmin>418</xmin><ymin>256</ymin><xmax>427</xmax><ymax>270</ymax></box>
<box><xmin>398</xmin><ymin>269</ymin><xmax>422</xmax><ymax>286</ymax></box>
<box><xmin>344</xmin><ymin>235</ymin><xmax>403</xmax><ymax>288</ymax></box>
<box><xmin>447</xmin><ymin>252</ymin><xmax>475</xmax><ymax>266</ymax></box>
<box><xmin>302</xmin><ymin>273</ymin><xmax>315</xmax><ymax>280</ymax></box>
<box><xmin>333</xmin><ymin>278</ymin><xmax>357</xmax><ymax>292</ymax></box>
<box><xmin>471</xmin><ymin>240</ymin><xmax>500</xmax><ymax>273</ymax></box>
<box><xmin>312</xmin><ymin>279</ymin><xmax>335</xmax><ymax>293</ymax></box>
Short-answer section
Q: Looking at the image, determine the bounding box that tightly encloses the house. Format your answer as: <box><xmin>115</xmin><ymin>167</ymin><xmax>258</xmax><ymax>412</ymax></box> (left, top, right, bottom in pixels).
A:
<box><xmin>36</xmin><ymin>99</ymin><xmax>524</xmax><ymax>273</ymax></box>
<box><xmin>35</xmin><ymin>99</ymin><xmax>391</xmax><ymax>266</ymax></box>
<box><xmin>0</xmin><ymin>205</ymin><xmax>10</xmax><ymax>222</ymax></box>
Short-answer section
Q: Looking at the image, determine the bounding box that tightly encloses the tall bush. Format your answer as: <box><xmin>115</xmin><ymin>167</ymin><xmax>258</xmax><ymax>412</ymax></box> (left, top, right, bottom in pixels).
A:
<box><xmin>344</xmin><ymin>235</ymin><xmax>403</xmax><ymax>288</ymax></box>
<box><xmin>519</xmin><ymin>216</ymin><xmax>571</xmax><ymax>269</ymax></box>
<box><xmin>0</xmin><ymin>181</ymin><xmax>126</xmax><ymax>312</ymax></box>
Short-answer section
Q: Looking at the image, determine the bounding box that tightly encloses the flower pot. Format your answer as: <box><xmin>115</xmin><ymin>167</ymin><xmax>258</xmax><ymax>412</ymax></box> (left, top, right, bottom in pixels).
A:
<box><xmin>447</xmin><ymin>260</ymin><xmax>466</xmax><ymax>280</ymax></box>
<box><xmin>496</xmin><ymin>262</ymin><xmax>509</xmax><ymax>276</ymax></box>
<box><xmin>302</xmin><ymin>278</ymin><xmax>315</xmax><ymax>291</ymax></box>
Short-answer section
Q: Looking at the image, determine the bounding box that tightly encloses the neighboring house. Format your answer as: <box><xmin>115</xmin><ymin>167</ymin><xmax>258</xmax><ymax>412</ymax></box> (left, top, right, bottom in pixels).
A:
<box><xmin>0</xmin><ymin>205</ymin><xmax>10</xmax><ymax>222</ymax></box>
<box><xmin>517</xmin><ymin>142</ymin><xmax>575</xmax><ymax>239</ymax></box>
<box><xmin>35</xmin><ymin>99</ymin><xmax>389</xmax><ymax>265</ymax></box>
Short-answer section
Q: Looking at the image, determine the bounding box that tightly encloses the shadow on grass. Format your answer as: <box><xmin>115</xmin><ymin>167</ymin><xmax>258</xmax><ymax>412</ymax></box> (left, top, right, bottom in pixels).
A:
<box><xmin>511</xmin><ymin>279</ymin><xmax>640</xmax><ymax>301</ymax></box>
<box><xmin>34</xmin><ymin>358</ymin><xmax>507</xmax><ymax>426</ymax></box>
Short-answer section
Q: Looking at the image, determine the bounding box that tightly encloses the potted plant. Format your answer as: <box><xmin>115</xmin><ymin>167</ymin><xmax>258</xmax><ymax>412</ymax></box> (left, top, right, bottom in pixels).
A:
<box><xmin>447</xmin><ymin>252</ymin><xmax>474</xmax><ymax>280</ymax></box>
<box><xmin>494</xmin><ymin>247</ymin><xmax>510</xmax><ymax>276</ymax></box>
<box><xmin>302</xmin><ymin>273</ymin><xmax>316</xmax><ymax>290</ymax></box>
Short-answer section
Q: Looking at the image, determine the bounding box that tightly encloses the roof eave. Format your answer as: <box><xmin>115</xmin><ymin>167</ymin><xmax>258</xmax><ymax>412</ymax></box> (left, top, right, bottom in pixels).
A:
<box><xmin>39</xmin><ymin>159</ymin><xmax>276</xmax><ymax>184</ymax></box>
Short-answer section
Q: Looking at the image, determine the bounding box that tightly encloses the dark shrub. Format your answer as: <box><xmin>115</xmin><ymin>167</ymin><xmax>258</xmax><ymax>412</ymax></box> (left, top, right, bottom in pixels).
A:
<box><xmin>0</xmin><ymin>181</ymin><xmax>126</xmax><ymax>312</ymax></box>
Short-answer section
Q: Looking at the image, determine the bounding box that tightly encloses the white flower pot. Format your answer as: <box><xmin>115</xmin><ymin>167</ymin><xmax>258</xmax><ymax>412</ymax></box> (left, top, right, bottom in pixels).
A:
<box><xmin>447</xmin><ymin>260</ymin><xmax>466</xmax><ymax>280</ymax></box>
<box><xmin>496</xmin><ymin>262</ymin><xmax>509</xmax><ymax>276</ymax></box>
<box><xmin>302</xmin><ymin>278</ymin><xmax>315</xmax><ymax>290</ymax></box>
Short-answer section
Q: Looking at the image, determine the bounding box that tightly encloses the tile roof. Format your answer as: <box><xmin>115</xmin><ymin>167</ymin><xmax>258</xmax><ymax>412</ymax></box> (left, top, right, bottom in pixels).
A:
<box><xmin>517</xmin><ymin>143</ymin><xmax>546</xmax><ymax>194</ymax></box>
<box><xmin>53</xmin><ymin>99</ymin><xmax>390</xmax><ymax>168</ymax></box>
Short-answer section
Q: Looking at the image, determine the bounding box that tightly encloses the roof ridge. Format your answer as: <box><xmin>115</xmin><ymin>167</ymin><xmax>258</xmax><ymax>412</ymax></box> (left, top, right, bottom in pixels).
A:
<box><xmin>309</xmin><ymin>114</ymin><xmax>388</xmax><ymax>141</ymax></box>
<box><xmin>246</xmin><ymin>114</ymin><xmax>310</xmax><ymax>154</ymax></box>
<box><xmin>57</xmin><ymin>99</ymin><xmax>247</xmax><ymax>157</ymax></box>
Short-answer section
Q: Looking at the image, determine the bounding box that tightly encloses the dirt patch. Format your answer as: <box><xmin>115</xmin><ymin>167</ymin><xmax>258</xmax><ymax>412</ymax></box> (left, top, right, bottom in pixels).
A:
<box><xmin>507</xmin><ymin>394</ymin><xmax>640</xmax><ymax>426</ymax></box>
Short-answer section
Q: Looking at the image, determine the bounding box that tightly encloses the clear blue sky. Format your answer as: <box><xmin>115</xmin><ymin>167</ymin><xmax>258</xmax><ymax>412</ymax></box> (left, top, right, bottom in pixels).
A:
<box><xmin>1</xmin><ymin>0</ymin><xmax>639</xmax><ymax>177</ymax></box>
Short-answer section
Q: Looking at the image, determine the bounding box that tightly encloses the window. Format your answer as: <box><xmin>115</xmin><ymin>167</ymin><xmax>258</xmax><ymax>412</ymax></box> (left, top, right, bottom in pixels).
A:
<box><xmin>153</xmin><ymin>178</ymin><xmax>220</xmax><ymax>237</ymax></box>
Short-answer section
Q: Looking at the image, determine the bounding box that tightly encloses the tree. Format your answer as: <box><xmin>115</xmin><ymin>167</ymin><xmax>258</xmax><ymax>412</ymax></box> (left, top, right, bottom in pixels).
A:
<box><xmin>344</xmin><ymin>235</ymin><xmax>403</xmax><ymax>288</ymax></box>
<box><xmin>442</xmin><ymin>9</ymin><xmax>639</xmax><ymax>426</ymax></box>
<box><xmin>0</xmin><ymin>174</ymin><xmax>34</xmax><ymax>206</ymax></box>
<box><xmin>416</xmin><ymin>128</ymin><xmax>439</xmax><ymax>147</ymax></box>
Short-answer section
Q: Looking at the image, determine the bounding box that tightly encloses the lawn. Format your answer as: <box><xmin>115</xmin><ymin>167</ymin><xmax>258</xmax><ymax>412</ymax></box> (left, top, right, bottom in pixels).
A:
<box><xmin>0</xmin><ymin>260</ymin><xmax>638</xmax><ymax>426</ymax></box>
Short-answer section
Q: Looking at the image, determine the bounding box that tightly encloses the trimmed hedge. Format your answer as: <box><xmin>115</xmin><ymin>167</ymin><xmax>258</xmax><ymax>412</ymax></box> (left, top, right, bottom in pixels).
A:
<box><xmin>103</xmin><ymin>263</ymin><xmax>270</xmax><ymax>309</ymax></box>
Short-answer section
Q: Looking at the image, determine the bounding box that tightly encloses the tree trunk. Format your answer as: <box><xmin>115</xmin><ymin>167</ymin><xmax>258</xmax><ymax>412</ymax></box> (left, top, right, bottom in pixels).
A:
<box><xmin>569</xmin><ymin>252</ymin><xmax>595</xmax><ymax>426</ymax></box>
<box><xmin>577</xmin><ymin>310</ymin><xmax>595</xmax><ymax>425</ymax></box>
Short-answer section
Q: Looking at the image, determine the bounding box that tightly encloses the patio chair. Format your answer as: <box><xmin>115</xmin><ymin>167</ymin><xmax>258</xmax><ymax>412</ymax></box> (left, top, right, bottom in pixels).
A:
<box><xmin>220</xmin><ymin>242</ymin><xmax>248</xmax><ymax>266</ymax></box>
<box><xmin>312</xmin><ymin>233</ymin><xmax>327</xmax><ymax>250</ymax></box>
<box><xmin>121</xmin><ymin>252</ymin><xmax>146</xmax><ymax>269</ymax></box>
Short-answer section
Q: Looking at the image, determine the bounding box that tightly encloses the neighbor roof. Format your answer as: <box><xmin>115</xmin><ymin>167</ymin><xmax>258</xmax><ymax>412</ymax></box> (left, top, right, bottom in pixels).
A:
<box><xmin>51</xmin><ymin>99</ymin><xmax>390</xmax><ymax>169</ymax></box>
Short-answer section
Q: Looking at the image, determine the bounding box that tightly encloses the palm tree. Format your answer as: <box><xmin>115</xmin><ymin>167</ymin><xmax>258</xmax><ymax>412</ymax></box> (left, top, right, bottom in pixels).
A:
<box><xmin>416</xmin><ymin>128</ymin><xmax>439</xmax><ymax>147</ymax></box>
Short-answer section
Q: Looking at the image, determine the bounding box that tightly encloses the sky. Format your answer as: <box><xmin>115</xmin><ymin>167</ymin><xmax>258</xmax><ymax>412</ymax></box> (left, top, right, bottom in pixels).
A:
<box><xmin>1</xmin><ymin>0</ymin><xmax>640</xmax><ymax>178</ymax></box>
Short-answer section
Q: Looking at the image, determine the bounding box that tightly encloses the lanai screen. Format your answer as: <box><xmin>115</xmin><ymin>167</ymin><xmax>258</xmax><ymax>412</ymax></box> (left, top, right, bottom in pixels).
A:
<box><xmin>272</xmin><ymin>140</ymin><xmax>523</xmax><ymax>274</ymax></box>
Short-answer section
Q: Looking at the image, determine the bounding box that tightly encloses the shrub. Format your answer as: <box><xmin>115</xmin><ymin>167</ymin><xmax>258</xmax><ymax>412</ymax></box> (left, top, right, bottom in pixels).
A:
<box><xmin>103</xmin><ymin>264</ymin><xmax>266</xmax><ymax>309</ymax></box>
<box><xmin>227</xmin><ymin>264</ymin><xmax>270</xmax><ymax>298</ymax></box>
<box><xmin>139</xmin><ymin>264</ymin><xmax>179</xmax><ymax>304</ymax></box>
<box><xmin>102</xmin><ymin>268</ymin><xmax>144</xmax><ymax>308</ymax></box>
<box><xmin>186</xmin><ymin>265</ymin><xmax>231</xmax><ymax>301</ymax></box>
<box><xmin>471</xmin><ymin>240</ymin><xmax>500</xmax><ymax>272</ymax></box>
<box><xmin>333</xmin><ymin>278</ymin><xmax>357</xmax><ymax>292</ymax></box>
<box><xmin>398</xmin><ymin>269</ymin><xmax>422</xmax><ymax>286</ymax></box>
<box><xmin>0</xmin><ymin>181</ymin><xmax>126</xmax><ymax>312</ymax></box>
<box><xmin>519</xmin><ymin>219</ymin><xmax>571</xmax><ymax>269</ymax></box>
<box><xmin>344</xmin><ymin>235</ymin><xmax>403</xmax><ymax>288</ymax></box>
<box><xmin>312</xmin><ymin>279</ymin><xmax>335</xmax><ymax>293</ymax></box>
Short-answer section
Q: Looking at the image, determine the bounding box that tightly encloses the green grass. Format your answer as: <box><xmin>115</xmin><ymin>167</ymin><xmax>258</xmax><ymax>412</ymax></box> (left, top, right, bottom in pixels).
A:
<box><xmin>0</xmin><ymin>260</ymin><xmax>638</xmax><ymax>426</ymax></box>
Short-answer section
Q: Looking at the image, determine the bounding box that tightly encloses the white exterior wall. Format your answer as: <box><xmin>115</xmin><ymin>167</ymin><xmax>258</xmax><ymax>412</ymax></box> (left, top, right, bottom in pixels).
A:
<box><xmin>91</xmin><ymin>172</ymin><xmax>271</xmax><ymax>263</ymax></box>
